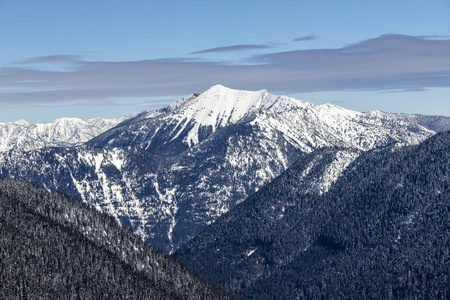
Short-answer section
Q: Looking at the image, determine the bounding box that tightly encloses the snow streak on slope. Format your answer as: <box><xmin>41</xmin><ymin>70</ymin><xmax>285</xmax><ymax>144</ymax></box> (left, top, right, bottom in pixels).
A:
<box><xmin>0</xmin><ymin>116</ymin><xmax>129</xmax><ymax>152</ymax></box>
<box><xmin>308</xmin><ymin>150</ymin><xmax>360</xmax><ymax>194</ymax></box>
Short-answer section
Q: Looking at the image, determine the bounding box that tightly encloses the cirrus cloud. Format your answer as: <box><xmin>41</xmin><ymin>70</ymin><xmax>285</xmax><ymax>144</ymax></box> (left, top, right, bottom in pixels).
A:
<box><xmin>292</xmin><ymin>35</ymin><xmax>318</xmax><ymax>42</ymax></box>
<box><xmin>189</xmin><ymin>44</ymin><xmax>272</xmax><ymax>54</ymax></box>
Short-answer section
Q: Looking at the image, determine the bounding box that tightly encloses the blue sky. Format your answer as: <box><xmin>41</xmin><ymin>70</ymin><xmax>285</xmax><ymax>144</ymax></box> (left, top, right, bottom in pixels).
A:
<box><xmin>1</xmin><ymin>0</ymin><xmax>450</xmax><ymax>123</ymax></box>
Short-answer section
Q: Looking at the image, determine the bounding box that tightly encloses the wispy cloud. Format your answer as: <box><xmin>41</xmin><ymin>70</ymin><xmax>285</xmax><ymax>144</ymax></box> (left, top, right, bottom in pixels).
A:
<box><xmin>381</xmin><ymin>88</ymin><xmax>429</xmax><ymax>93</ymax></box>
<box><xmin>292</xmin><ymin>35</ymin><xmax>318</xmax><ymax>42</ymax></box>
<box><xmin>189</xmin><ymin>44</ymin><xmax>271</xmax><ymax>54</ymax></box>
<box><xmin>11</xmin><ymin>55</ymin><xmax>83</xmax><ymax>65</ymax></box>
<box><xmin>414</xmin><ymin>34</ymin><xmax>449</xmax><ymax>39</ymax></box>
<box><xmin>1</xmin><ymin>34</ymin><xmax>449</xmax><ymax>106</ymax></box>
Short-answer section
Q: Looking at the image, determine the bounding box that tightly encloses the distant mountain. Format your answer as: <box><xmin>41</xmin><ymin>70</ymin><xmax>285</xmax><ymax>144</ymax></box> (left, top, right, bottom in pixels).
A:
<box><xmin>174</xmin><ymin>131</ymin><xmax>450</xmax><ymax>299</ymax></box>
<box><xmin>1</xmin><ymin>85</ymin><xmax>450</xmax><ymax>253</ymax></box>
<box><xmin>0</xmin><ymin>116</ymin><xmax>129</xmax><ymax>152</ymax></box>
<box><xmin>0</xmin><ymin>178</ymin><xmax>236</xmax><ymax>299</ymax></box>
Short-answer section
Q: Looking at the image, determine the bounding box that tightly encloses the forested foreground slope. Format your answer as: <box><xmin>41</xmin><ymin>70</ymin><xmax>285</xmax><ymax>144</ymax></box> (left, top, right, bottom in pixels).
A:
<box><xmin>175</xmin><ymin>131</ymin><xmax>450</xmax><ymax>299</ymax></box>
<box><xmin>0</xmin><ymin>178</ymin><xmax>237</xmax><ymax>300</ymax></box>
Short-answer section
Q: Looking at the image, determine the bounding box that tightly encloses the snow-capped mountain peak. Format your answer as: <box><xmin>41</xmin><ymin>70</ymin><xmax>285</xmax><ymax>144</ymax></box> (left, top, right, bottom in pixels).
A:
<box><xmin>9</xmin><ymin>119</ymin><xmax>30</xmax><ymax>126</ymax></box>
<box><xmin>171</xmin><ymin>85</ymin><xmax>268</xmax><ymax>145</ymax></box>
<box><xmin>171</xmin><ymin>84</ymin><xmax>311</xmax><ymax>125</ymax></box>
<box><xmin>162</xmin><ymin>84</ymin><xmax>311</xmax><ymax>146</ymax></box>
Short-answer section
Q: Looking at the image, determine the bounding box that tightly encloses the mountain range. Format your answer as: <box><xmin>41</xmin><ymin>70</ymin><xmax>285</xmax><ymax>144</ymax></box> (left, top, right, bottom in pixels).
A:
<box><xmin>0</xmin><ymin>116</ymin><xmax>128</xmax><ymax>152</ymax></box>
<box><xmin>1</xmin><ymin>85</ymin><xmax>449</xmax><ymax>253</ymax></box>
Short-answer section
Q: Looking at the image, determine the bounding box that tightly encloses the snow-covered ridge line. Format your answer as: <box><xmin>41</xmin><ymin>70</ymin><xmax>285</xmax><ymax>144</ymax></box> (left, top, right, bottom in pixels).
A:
<box><xmin>0</xmin><ymin>116</ymin><xmax>130</xmax><ymax>152</ymax></box>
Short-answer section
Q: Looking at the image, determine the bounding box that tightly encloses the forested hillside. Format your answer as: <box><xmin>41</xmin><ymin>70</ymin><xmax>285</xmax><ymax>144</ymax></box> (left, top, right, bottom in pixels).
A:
<box><xmin>175</xmin><ymin>131</ymin><xmax>450</xmax><ymax>299</ymax></box>
<box><xmin>0</xmin><ymin>178</ymin><xmax>236</xmax><ymax>299</ymax></box>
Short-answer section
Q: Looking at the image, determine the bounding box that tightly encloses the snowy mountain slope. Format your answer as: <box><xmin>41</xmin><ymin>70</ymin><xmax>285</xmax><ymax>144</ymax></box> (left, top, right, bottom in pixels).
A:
<box><xmin>0</xmin><ymin>116</ymin><xmax>129</xmax><ymax>152</ymax></box>
<box><xmin>0</xmin><ymin>124</ymin><xmax>305</xmax><ymax>253</ymax></box>
<box><xmin>1</xmin><ymin>85</ymin><xmax>450</xmax><ymax>253</ymax></box>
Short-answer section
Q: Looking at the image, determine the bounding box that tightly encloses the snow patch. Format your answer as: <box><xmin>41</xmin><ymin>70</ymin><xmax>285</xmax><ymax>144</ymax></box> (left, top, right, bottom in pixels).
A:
<box><xmin>109</xmin><ymin>148</ymin><xmax>124</xmax><ymax>171</ymax></box>
<box><xmin>246</xmin><ymin>247</ymin><xmax>258</xmax><ymax>257</ymax></box>
<box><xmin>312</xmin><ymin>151</ymin><xmax>360</xmax><ymax>194</ymax></box>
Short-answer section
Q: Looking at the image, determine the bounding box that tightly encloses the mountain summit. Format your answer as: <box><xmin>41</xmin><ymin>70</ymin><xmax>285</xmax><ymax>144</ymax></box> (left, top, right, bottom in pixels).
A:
<box><xmin>163</xmin><ymin>84</ymin><xmax>308</xmax><ymax>146</ymax></box>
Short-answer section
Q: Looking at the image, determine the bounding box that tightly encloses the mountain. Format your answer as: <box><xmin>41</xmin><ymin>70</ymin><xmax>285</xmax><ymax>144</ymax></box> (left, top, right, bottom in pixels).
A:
<box><xmin>1</xmin><ymin>85</ymin><xmax>450</xmax><ymax>253</ymax></box>
<box><xmin>0</xmin><ymin>177</ymin><xmax>236</xmax><ymax>299</ymax></box>
<box><xmin>0</xmin><ymin>116</ymin><xmax>129</xmax><ymax>152</ymax></box>
<box><xmin>87</xmin><ymin>84</ymin><xmax>449</xmax><ymax>152</ymax></box>
<box><xmin>174</xmin><ymin>131</ymin><xmax>450</xmax><ymax>299</ymax></box>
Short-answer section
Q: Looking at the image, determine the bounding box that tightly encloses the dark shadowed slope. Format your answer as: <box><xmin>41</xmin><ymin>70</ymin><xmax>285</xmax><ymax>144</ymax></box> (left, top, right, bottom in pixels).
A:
<box><xmin>174</xmin><ymin>131</ymin><xmax>450</xmax><ymax>299</ymax></box>
<box><xmin>0</xmin><ymin>178</ymin><xmax>237</xmax><ymax>300</ymax></box>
